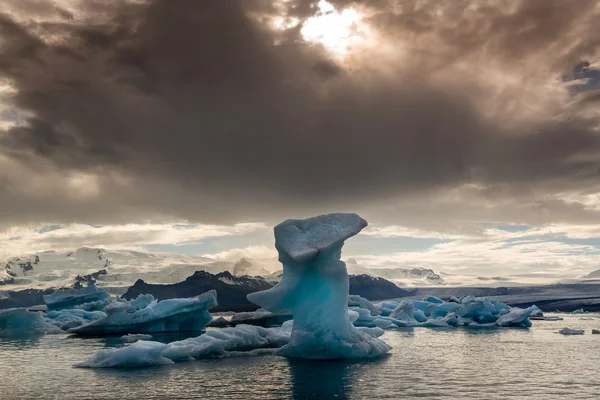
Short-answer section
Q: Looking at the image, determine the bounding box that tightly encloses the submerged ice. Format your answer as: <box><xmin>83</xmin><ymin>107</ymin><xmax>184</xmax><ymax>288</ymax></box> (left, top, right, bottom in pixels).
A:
<box><xmin>248</xmin><ymin>213</ymin><xmax>391</xmax><ymax>359</ymax></box>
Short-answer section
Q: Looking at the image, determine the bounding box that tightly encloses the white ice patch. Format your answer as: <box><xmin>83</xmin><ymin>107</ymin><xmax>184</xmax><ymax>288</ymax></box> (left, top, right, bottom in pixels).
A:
<box><xmin>121</xmin><ymin>333</ymin><xmax>153</xmax><ymax>342</ymax></box>
<box><xmin>75</xmin><ymin>324</ymin><xmax>291</xmax><ymax>368</ymax></box>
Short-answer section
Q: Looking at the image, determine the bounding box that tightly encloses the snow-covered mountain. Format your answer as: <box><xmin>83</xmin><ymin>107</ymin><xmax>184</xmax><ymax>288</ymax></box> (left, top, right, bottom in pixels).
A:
<box><xmin>0</xmin><ymin>248</ymin><xmax>283</xmax><ymax>290</ymax></box>
<box><xmin>345</xmin><ymin>259</ymin><xmax>445</xmax><ymax>286</ymax></box>
<box><xmin>1</xmin><ymin>248</ymin><xmax>234</xmax><ymax>290</ymax></box>
<box><xmin>232</xmin><ymin>257</ymin><xmax>278</xmax><ymax>277</ymax></box>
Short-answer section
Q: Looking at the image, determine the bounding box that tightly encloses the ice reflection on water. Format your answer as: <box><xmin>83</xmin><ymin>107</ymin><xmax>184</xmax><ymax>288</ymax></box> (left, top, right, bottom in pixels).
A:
<box><xmin>1</xmin><ymin>314</ymin><xmax>599</xmax><ymax>399</ymax></box>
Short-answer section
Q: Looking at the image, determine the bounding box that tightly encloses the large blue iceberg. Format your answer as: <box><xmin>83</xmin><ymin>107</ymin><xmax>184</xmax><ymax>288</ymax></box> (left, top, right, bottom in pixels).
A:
<box><xmin>247</xmin><ymin>213</ymin><xmax>391</xmax><ymax>359</ymax></box>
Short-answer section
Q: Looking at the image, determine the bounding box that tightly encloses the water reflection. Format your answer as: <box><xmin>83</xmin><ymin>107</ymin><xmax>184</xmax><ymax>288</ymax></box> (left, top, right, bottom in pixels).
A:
<box><xmin>288</xmin><ymin>356</ymin><xmax>389</xmax><ymax>400</ymax></box>
<box><xmin>0</xmin><ymin>335</ymin><xmax>44</xmax><ymax>347</ymax></box>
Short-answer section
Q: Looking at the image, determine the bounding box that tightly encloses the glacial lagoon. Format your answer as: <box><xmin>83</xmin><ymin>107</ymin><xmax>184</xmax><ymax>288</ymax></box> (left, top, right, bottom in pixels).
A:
<box><xmin>1</xmin><ymin>314</ymin><xmax>599</xmax><ymax>400</ymax></box>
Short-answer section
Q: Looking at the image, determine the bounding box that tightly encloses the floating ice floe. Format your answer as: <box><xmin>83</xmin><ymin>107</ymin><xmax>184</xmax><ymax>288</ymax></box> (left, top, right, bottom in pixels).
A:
<box><xmin>0</xmin><ymin>308</ymin><xmax>62</xmax><ymax>337</ymax></box>
<box><xmin>43</xmin><ymin>285</ymin><xmax>110</xmax><ymax>311</ymax></box>
<box><xmin>248</xmin><ymin>213</ymin><xmax>391</xmax><ymax>359</ymax></box>
<box><xmin>68</xmin><ymin>290</ymin><xmax>217</xmax><ymax>336</ymax></box>
<box><xmin>228</xmin><ymin>309</ymin><xmax>292</xmax><ymax>327</ymax></box>
<box><xmin>592</xmin><ymin>329</ymin><xmax>600</xmax><ymax>335</ymax></box>
<box><xmin>559</xmin><ymin>327</ymin><xmax>585</xmax><ymax>335</ymax></box>
<box><xmin>75</xmin><ymin>324</ymin><xmax>291</xmax><ymax>368</ymax></box>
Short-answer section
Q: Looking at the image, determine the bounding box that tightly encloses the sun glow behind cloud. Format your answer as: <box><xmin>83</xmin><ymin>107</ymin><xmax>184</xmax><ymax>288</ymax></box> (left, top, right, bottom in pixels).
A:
<box><xmin>299</xmin><ymin>0</ymin><xmax>370</xmax><ymax>57</ymax></box>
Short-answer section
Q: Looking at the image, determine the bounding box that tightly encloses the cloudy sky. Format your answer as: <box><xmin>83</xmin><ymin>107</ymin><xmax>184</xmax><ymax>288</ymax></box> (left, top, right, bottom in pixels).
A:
<box><xmin>1</xmin><ymin>0</ymin><xmax>599</xmax><ymax>277</ymax></box>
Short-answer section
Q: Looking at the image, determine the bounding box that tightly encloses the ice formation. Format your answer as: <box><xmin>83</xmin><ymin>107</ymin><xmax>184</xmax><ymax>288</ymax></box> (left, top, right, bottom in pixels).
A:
<box><xmin>75</xmin><ymin>324</ymin><xmax>291</xmax><ymax>368</ymax></box>
<box><xmin>592</xmin><ymin>329</ymin><xmax>600</xmax><ymax>335</ymax></box>
<box><xmin>68</xmin><ymin>291</ymin><xmax>217</xmax><ymax>335</ymax></box>
<box><xmin>247</xmin><ymin>213</ymin><xmax>391</xmax><ymax>359</ymax></box>
<box><xmin>0</xmin><ymin>308</ymin><xmax>62</xmax><ymax>337</ymax></box>
<box><xmin>349</xmin><ymin>294</ymin><xmax>536</xmax><ymax>328</ymax></box>
<box><xmin>43</xmin><ymin>285</ymin><xmax>110</xmax><ymax>311</ymax></box>
<box><xmin>558</xmin><ymin>327</ymin><xmax>585</xmax><ymax>335</ymax></box>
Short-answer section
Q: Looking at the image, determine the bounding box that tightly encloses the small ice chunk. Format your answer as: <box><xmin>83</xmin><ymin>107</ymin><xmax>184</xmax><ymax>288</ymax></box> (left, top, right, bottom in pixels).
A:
<box><xmin>374</xmin><ymin>318</ymin><xmax>395</xmax><ymax>329</ymax></box>
<box><xmin>592</xmin><ymin>329</ymin><xmax>600</xmax><ymax>335</ymax></box>
<box><xmin>122</xmin><ymin>333</ymin><xmax>153</xmax><ymax>342</ymax></box>
<box><xmin>559</xmin><ymin>327</ymin><xmax>585</xmax><ymax>335</ymax></box>
<box><xmin>529</xmin><ymin>305</ymin><xmax>543</xmax><ymax>317</ymax></box>
<box><xmin>75</xmin><ymin>340</ymin><xmax>173</xmax><ymax>368</ymax></box>
<box><xmin>495</xmin><ymin>306</ymin><xmax>534</xmax><ymax>328</ymax></box>
<box><xmin>389</xmin><ymin>300</ymin><xmax>420</xmax><ymax>325</ymax></box>
<box><xmin>348</xmin><ymin>295</ymin><xmax>379</xmax><ymax>316</ymax></box>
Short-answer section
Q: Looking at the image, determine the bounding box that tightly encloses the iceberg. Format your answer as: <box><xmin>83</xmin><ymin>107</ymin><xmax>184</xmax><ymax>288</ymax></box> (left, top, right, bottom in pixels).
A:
<box><xmin>247</xmin><ymin>213</ymin><xmax>391</xmax><ymax>359</ymax></box>
<box><xmin>68</xmin><ymin>290</ymin><xmax>217</xmax><ymax>336</ymax></box>
<box><xmin>350</xmin><ymin>296</ymin><xmax>535</xmax><ymax>329</ymax></box>
<box><xmin>43</xmin><ymin>285</ymin><xmax>110</xmax><ymax>311</ymax></box>
<box><xmin>0</xmin><ymin>308</ymin><xmax>62</xmax><ymax>337</ymax></box>
<box><xmin>75</xmin><ymin>324</ymin><xmax>291</xmax><ymax>368</ymax></box>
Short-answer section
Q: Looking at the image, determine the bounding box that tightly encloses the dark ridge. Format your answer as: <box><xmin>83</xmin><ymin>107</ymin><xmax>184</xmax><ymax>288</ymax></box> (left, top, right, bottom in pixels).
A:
<box><xmin>120</xmin><ymin>270</ymin><xmax>273</xmax><ymax>312</ymax></box>
<box><xmin>73</xmin><ymin>269</ymin><xmax>108</xmax><ymax>289</ymax></box>
<box><xmin>349</xmin><ymin>274</ymin><xmax>416</xmax><ymax>301</ymax></box>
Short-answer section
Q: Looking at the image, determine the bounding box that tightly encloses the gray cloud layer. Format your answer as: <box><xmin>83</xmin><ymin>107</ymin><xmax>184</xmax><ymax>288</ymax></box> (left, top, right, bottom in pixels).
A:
<box><xmin>0</xmin><ymin>0</ymin><xmax>599</xmax><ymax>229</ymax></box>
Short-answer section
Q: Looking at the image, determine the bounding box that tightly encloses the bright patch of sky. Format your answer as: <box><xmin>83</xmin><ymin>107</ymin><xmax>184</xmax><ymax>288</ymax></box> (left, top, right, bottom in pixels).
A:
<box><xmin>1</xmin><ymin>221</ymin><xmax>599</xmax><ymax>278</ymax></box>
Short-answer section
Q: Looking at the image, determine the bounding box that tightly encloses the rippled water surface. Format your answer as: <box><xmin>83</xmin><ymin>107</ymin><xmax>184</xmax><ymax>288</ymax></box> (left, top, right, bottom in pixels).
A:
<box><xmin>1</xmin><ymin>314</ymin><xmax>599</xmax><ymax>399</ymax></box>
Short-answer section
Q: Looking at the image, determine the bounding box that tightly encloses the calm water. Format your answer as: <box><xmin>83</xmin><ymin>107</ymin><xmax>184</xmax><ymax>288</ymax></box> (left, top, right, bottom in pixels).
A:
<box><xmin>1</xmin><ymin>314</ymin><xmax>599</xmax><ymax>400</ymax></box>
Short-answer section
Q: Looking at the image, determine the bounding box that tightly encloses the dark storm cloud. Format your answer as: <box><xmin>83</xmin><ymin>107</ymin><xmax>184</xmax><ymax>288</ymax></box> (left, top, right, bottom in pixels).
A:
<box><xmin>0</xmin><ymin>0</ymin><xmax>600</xmax><ymax>227</ymax></box>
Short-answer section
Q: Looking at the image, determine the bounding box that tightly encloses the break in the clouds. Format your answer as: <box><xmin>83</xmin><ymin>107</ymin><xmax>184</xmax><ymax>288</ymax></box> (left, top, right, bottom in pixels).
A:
<box><xmin>0</xmin><ymin>0</ymin><xmax>599</xmax><ymax>275</ymax></box>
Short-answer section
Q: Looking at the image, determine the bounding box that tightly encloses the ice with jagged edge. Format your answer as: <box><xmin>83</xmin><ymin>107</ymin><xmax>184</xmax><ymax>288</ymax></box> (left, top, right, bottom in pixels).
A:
<box><xmin>43</xmin><ymin>285</ymin><xmax>110</xmax><ymax>311</ymax></box>
<box><xmin>247</xmin><ymin>213</ymin><xmax>391</xmax><ymax>359</ymax></box>
<box><xmin>350</xmin><ymin>294</ymin><xmax>536</xmax><ymax>328</ymax></box>
<box><xmin>0</xmin><ymin>308</ymin><xmax>63</xmax><ymax>337</ymax></box>
<box><xmin>68</xmin><ymin>290</ymin><xmax>217</xmax><ymax>335</ymax></box>
<box><xmin>75</xmin><ymin>323</ymin><xmax>292</xmax><ymax>368</ymax></box>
